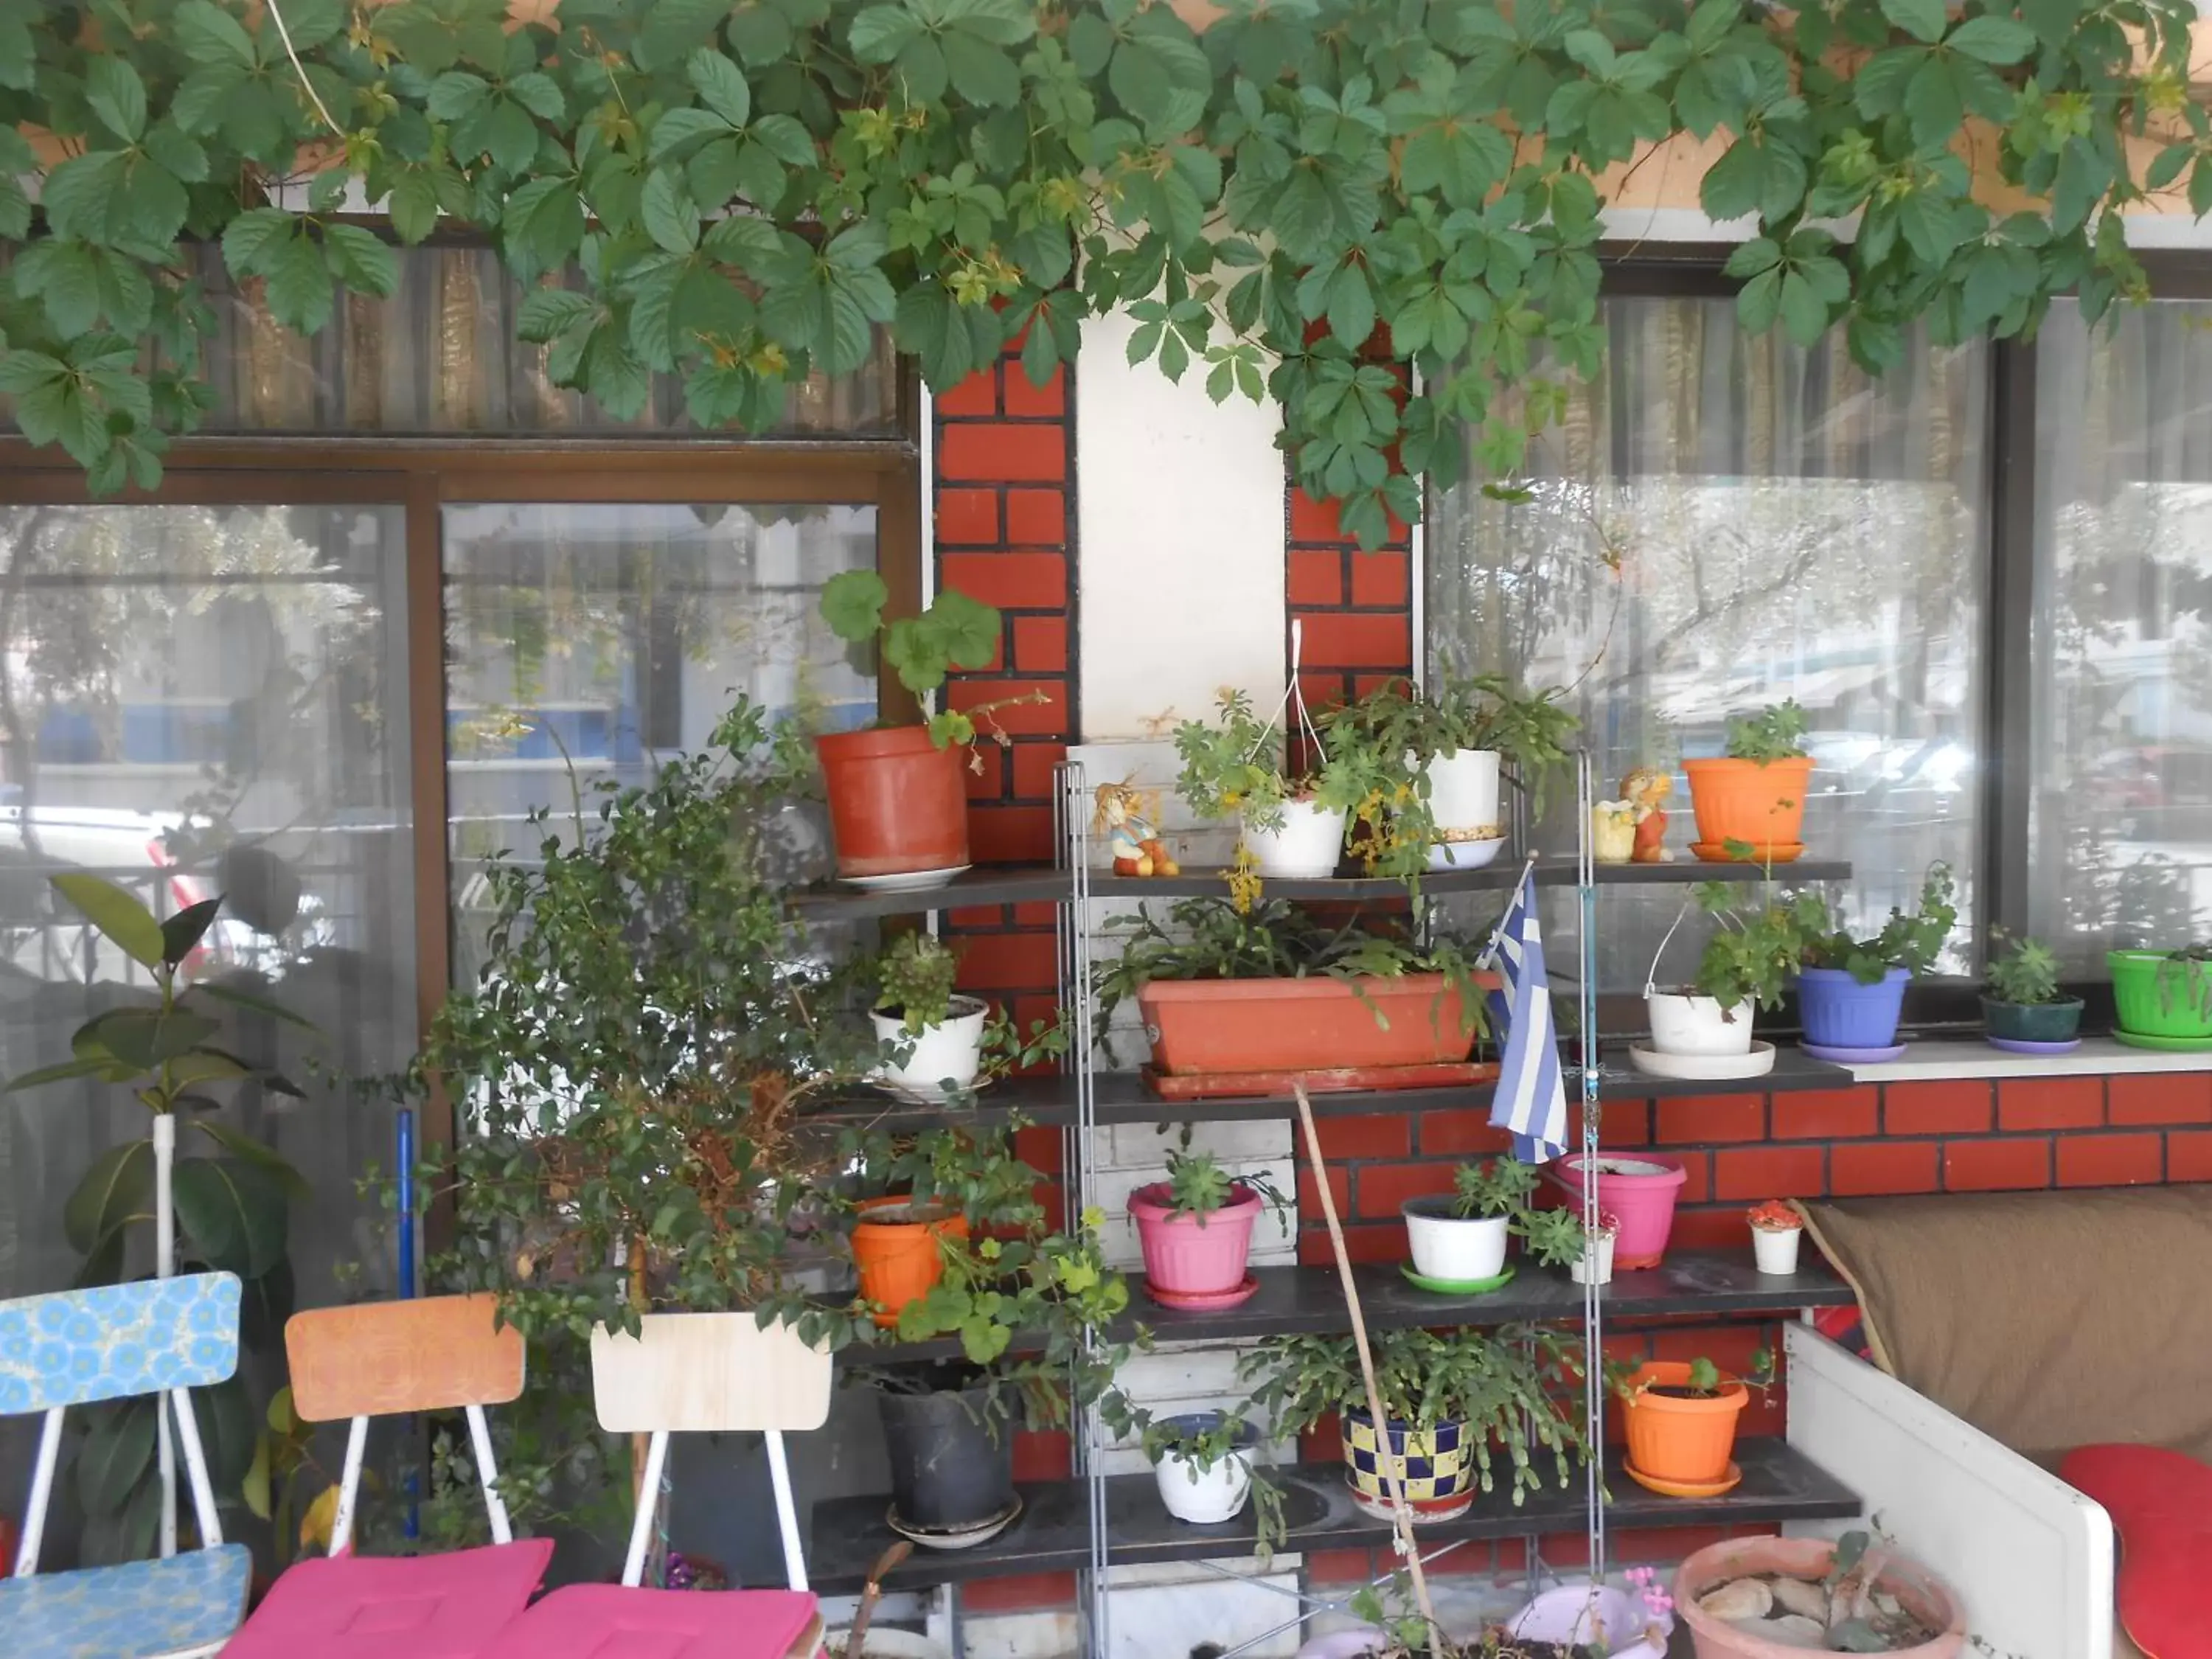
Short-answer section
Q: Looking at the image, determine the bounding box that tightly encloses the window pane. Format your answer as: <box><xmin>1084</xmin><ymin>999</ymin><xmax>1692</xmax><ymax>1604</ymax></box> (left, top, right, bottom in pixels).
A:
<box><xmin>2031</xmin><ymin>300</ymin><xmax>2212</xmax><ymax>966</ymax></box>
<box><xmin>1427</xmin><ymin>298</ymin><xmax>1986</xmax><ymax>991</ymax></box>
<box><xmin>0</xmin><ymin>504</ymin><xmax>415</xmax><ymax>1301</ymax></box>
<box><xmin>442</xmin><ymin>501</ymin><xmax>876</xmax><ymax>981</ymax></box>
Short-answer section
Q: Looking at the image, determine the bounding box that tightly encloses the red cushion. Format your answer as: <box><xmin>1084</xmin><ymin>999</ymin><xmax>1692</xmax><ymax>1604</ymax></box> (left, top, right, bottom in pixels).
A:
<box><xmin>2060</xmin><ymin>1444</ymin><xmax>2212</xmax><ymax>1659</ymax></box>
<box><xmin>478</xmin><ymin>1585</ymin><xmax>818</xmax><ymax>1659</ymax></box>
<box><xmin>219</xmin><ymin>1539</ymin><xmax>554</xmax><ymax>1658</ymax></box>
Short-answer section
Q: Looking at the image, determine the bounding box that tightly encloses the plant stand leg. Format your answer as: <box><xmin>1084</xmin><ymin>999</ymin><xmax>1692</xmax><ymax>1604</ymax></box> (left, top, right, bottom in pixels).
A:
<box><xmin>154</xmin><ymin>1110</ymin><xmax>178</xmax><ymax>1557</ymax></box>
<box><xmin>1293</xmin><ymin>1082</ymin><xmax>1443</xmax><ymax>1649</ymax></box>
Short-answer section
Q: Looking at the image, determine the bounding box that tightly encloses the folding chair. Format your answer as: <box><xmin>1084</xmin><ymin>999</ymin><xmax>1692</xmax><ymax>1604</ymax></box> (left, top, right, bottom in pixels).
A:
<box><xmin>479</xmin><ymin>1312</ymin><xmax>832</xmax><ymax>1659</ymax></box>
<box><xmin>0</xmin><ymin>1272</ymin><xmax>251</xmax><ymax>1659</ymax></box>
<box><xmin>217</xmin><ymin>1293</ymin><xmax>556</xmax><ymax>1658</ymax></box>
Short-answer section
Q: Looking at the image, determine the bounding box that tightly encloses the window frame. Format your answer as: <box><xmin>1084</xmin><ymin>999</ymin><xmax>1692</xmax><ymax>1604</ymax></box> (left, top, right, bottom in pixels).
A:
<box><xmin>1439</xmin><ymin>243</ymin><xmax>2212</xmax><ymax>1032</ymax></box>
<box><xmin>0</xmin><ymin>425</ymin><xmax>925</xmax><ymax>1142</ymax></box>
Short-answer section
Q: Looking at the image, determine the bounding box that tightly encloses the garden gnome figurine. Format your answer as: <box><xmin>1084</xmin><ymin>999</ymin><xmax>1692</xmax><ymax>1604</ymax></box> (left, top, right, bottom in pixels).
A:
<box><xmin>1591</xmin><ymin>799</ymin><xmax>1636</xmax><ymax>863</ymax></box>
<box><xmin>1621</xmin><ymin>766</ymin><xmax>1673</xmax><ymax>863</ymax></box>
<box><xmin>1095</xmin><ymin>781</ymin><xmax>1180</xmax><ymax>877</ymax></box>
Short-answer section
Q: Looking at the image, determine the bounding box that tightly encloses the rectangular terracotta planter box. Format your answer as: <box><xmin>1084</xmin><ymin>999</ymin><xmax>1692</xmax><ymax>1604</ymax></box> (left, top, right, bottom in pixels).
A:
<box><xmin>1135</xmin><ymin>973</ymin><xmax>1489</xmax><ymax>1075</ymax></box>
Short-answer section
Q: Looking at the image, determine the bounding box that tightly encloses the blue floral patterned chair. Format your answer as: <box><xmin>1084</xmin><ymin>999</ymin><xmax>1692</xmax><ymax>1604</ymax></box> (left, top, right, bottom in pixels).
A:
<box><xmin>0</xmin><ymin>1272</ymin><xmax>251</xmax><ymax>1659</ymax></box>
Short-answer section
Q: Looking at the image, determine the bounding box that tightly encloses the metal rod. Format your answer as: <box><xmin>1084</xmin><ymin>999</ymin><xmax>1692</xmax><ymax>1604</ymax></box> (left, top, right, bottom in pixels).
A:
<box><xmin>1577</xmin><ymin>748</ymin><xmax>1607</xmax><ymax>1580</ymax></box>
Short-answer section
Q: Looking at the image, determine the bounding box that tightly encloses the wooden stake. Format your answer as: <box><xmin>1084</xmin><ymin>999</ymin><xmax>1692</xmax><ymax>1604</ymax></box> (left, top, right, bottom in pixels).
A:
<box><xmin>1293</xmin><ymin>1083</ymin><xmax>1444</xmax><ymax>1649</ymax></box>
<box><xmin>628</xmin><ymin>1237</ymin><xmax>650</xmax><ymax>1509</ymax></box>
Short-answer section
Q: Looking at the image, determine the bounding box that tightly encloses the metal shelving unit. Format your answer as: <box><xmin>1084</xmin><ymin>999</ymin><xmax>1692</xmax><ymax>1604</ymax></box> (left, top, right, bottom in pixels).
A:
<box><xmin>799</xmin><ymin>757</ymin><xmax>1864</xmax><ymax>1655</ymax></box>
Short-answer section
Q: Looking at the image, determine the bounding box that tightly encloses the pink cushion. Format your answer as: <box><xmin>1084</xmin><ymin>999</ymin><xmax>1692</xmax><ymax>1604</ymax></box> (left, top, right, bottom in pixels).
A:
<box><xmin>220</xmin><ymin>1538</ymin><xmax>556</xmax><ymax>1659</ymax></box>
<box><xmin>478</xmin><ymin>1584</ymin><xmax>819</xmax><ymax>1659</ymax></box>
<box><xmin>2061</xmin><ymin>1444</ymin><xmax>2212</xmax><ymax>1659</ymax></box>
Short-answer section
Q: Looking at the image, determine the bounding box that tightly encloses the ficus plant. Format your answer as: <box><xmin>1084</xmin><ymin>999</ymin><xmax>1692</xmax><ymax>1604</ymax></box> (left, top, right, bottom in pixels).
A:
<box><xmin>1</xmin><ymin>0</ymin><xmax>2199</xmax><ymax>543</ymax></box>
<box><xmin>5</xmin><ymin>875</ymin><xmax>317</xmax><ymax>1562</ymax></box>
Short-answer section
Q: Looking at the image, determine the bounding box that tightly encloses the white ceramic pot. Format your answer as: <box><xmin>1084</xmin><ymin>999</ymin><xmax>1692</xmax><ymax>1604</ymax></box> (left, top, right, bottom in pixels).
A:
<box><xmin>1155</xmin><ymin>1444</ymin><xmax>1253</xmax><ymax>1524</ymax></box>
<box><xmin>1646</xmin><ymin>991</ymin><xmax>1756</xmax><ymax>1057</ymax></box>
<box><xmin>1570</xmin><ymin>1229</ymin><xmax>1615</xmax><ymax>1286</ymax></box>
<box><xmin>1422</xmin><ymin>748</ymin><xmax>1503</xmax><ymax>839</ymax></box>
<box><xmin>1239</xmin><ymin>800</ymin><xmax>1348</xmax><ymax>877</ymax></box>
<box><xmin>823</xmin><ymin>1630</ymin><xmax>954</xmax><ymax>1659</ymax></box>
<box><xmin>1753</xmin><ymin>1225</ymin><xmax>1803</xmax><ymax>1275</ymax></box>
<box><xmin>1401</xmin><ymin>1201</ymin><xmax>1509</xmax><ymax>1281</ymax></box>
<box><xmin>872</xmin><ymin>997</ymin><xmax>987</xmax><ymax>1098</ymax></box>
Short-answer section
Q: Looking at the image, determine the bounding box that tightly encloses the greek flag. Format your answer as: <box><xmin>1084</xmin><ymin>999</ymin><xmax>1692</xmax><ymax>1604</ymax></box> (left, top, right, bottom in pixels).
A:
<box><xmin>1486</xmin><ymin>871</ymin><xmax>1567</xmax><ymax>1164</ymax></box>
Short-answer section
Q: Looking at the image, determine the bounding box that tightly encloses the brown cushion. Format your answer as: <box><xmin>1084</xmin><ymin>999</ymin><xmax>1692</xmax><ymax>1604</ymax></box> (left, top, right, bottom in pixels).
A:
<box><xmin>1798</xmin><ymin>1186</ymin><xmax>2212</xmax><ymax>1465</ymax></box>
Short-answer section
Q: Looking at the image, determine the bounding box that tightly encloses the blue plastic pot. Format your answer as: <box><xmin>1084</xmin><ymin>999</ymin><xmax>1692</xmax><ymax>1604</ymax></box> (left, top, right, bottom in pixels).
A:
<box><xmin>1797</xmin><ymin>966</ymin><xmax>1910</xmax><ymax>1050</ymax></box>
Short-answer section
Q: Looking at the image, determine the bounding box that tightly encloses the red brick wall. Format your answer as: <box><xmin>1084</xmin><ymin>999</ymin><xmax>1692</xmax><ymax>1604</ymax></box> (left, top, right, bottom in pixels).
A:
<box><xmin>1287</xmin><ymin>487</ymin><xmax>1413</xmax><ymax>708</ymax></box>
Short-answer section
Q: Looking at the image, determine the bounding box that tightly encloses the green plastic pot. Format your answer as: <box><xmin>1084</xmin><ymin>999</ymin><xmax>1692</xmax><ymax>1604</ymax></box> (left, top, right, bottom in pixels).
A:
<box><xmin>1981</xmin><ymin>995</ymin><xmax>2083</xmax><ymax>1044</ymax></box>
<box><xmin>2108</xmin><ymin>950</ymin><xmax>2212</xmax><ymax>1040</ymax></box>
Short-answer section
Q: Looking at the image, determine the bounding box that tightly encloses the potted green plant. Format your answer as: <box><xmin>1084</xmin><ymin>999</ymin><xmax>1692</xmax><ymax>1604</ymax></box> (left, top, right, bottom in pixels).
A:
<box><xmin>1321</xmin><ymin>674</ymin><xmax>1579</xmax><ymax>877</ymax></box>
<box><xmin>1681</xmin><ymin>700</ymin><xmax>1815</xmax><ymax>863</ymax></box>
<box><xmin>1242</xmin><ymin>1325</ymin><xmax>1584</xmax><ymax>1522</ymax></box>
<box><xmin>1982</xmin><ymin>933</ymin><xmax>2083</xmax><ymax>1051</ymax></box>
<box><xmin>2110</xmin><ymin>944</ymin><xmax>2212</xmax><ymax>1049</ymax></box>
<box><xmin>1610</xmin><ymin>1351</ymin><xmax>1775</xmax><ymax>1494</ymax></box>
<box><xmin>1793</xmin><ymin>866</ymin><xmax>1958</xmax><ymax>1060</ymax></box>
<box><xmin>1636</xmin><ymin>881</ymin><xmax>1805</xmax><ymax>1078</ymax></box>
<box><xmin>1127</xmin><ymin>1133</ymin><xmax>1288</xmax><ymax>1308</ymax></box>
<box><xmin>1400</xmin><ymin>1155</ymin><xmax>1538</xmax><ymax>1284</ymax></box>
<box><xmin>871</xmin><ymin>932</ymin><xmax>986</xmax><ymax>1097</ymax></box>
<box><xmin>1095</xmin><ymin>897</ymin><xmax>1492</xmax><ymax>1089</ymax></box>
<box><xmin>1517</xmin><ymin>1206</ymin><xmax>1618</xmax><ymax>1287</ymax></box>
<box><xmin>817</xmin><ymin>572</ymin><xmax>1042</xmax><ymax>885</ymax></box>
<box><xmin>1175</xmin><ymin>689</ymin><xmax>1366</xmax><ymax>880</ymax></box>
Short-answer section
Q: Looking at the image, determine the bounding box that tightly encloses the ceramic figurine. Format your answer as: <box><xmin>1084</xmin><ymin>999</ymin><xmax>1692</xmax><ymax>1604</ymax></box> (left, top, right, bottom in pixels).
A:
<box><xmin>1094</xmin><ymin>781</ymin><xmax>1180</xmax><ymax>877</ymax></box>
<box><xmin>1621</xmin><ymin>766</ymin><xmax>1673</xmax><ymax>863</ymax></box>
<box><xmin>1592</xmin><ymin>799</ymin><xmax>1636</xmax><ymax>863</ymax></box>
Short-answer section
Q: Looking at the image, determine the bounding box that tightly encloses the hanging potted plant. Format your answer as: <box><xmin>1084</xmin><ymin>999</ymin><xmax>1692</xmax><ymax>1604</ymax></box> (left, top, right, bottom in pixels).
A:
<box><xmin>1981</xmin><ymin>933</ymin><xmax>2082</xmax><ymax>1052</ymax></box>
<box><xmin>1127</xmin><ymin>1133</ymin><xmax>1288</xmax><ymax>1309</ymax></box>
<box><xmin>1401</xmin><ymin>1155</ymin><xmax>1539</xmax><ymax>1286</ymax></box>
<box><xmin>1681</xmin><ymin>702</ymin><xmax>1815</xmax><ymax>863</ymax></box>
<box><xmin>1175</xmin><ymin>689</ymin><xmax>1364</xmax><ymax>880</ymax></box>
<box><xmin>864</xmin><ymin>1194</ymin><xmax>1130</xmax><ymax>1543</ymax></box>
<box><xmin>1518</xmin><ymin>1207</ymin><xmax>1618</xmax><ymax>1287</ymax></box>
<box><xmin>1610</xmin><ymin>1352</ymin><xmax>1774</xmax><ymax>1495</ymax></box>
<box><xmin>1318</xmin><ymin>674</ymin><xmax>1579</xmax><ymax>878</ymax></box>
<box><xmin>2110</xmin><ymin>944</ymin><xmax>2212</xmax><ymax>1049</ymax></box>
<box><xmin>1095</xmin><ymin>897</ymin><xmax>1493</xmax><ymax>1093</ymax></box>
<box><xmin>1243</xmin><ymin>1325</ymin><xmax>1585</xmax><ymax>1524</ymax></box>
<box><xmin>1794</xmin><ymin>866</ymin><xmax>1958</xmax><ymax>1062</ymax></box>
<box><xmin>1634</xmin><ymin>884</ymin><xmax>1801</xmax><ymax>1079</ymax></box>
<box><xmin>816</xmin><ymin>572</ymin><xmax>1044</xmax><ymax>886</ymax></box>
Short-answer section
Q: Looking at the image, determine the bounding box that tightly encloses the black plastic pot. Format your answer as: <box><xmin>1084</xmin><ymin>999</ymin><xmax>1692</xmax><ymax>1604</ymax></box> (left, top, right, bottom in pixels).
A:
<box><xmin>876</xmin><ymin>1368</ymin><xmax>1016</xmax><ymax>1529</ymax></box>
<box><xmin>1982</xmin><ymin>995</ymin><xmax>2084</xmax><ymax>1043</ymax></box>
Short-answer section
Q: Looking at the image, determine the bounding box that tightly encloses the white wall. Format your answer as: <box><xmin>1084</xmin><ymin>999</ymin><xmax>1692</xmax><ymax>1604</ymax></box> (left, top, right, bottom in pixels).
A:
<box><xmin>1074</xmin><ymin>311</ymin><xmax>1287</xmax><ymax>738</ymax></box>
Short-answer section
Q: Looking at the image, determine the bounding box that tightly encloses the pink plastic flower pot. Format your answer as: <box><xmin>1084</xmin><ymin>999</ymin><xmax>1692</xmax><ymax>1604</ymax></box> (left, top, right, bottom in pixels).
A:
<box><xmin>1129</xmin><ymin>1183</ymin><xmax>1263</xmax><ymax>1297</ymax></box>
<box><xmin>1557</xmin><ymin>1155</ymin><xmax>1688</xmax><ymax>1270</ymax></box>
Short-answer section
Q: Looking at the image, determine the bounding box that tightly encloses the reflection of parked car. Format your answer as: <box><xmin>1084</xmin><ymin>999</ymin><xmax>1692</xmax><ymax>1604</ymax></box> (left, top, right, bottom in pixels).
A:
<box><xmin>2094</xmin><ymin>745</ymin><xmax>2212</xmax><ymax>842</ymax></box>
<box><xmin>0</xmin><ymin>804</ymin><xmax>319</xmax><ymax>984</ymax></box>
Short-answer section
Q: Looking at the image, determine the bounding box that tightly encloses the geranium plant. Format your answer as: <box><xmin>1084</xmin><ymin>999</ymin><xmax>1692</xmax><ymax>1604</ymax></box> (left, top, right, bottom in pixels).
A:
<box><xmin>820</xmin><ymin>571</ymin><xmax>1043</xmax><ymax>752</ymax></box>
<box><xmin>1724</xmin><ymin>700</ymin><xmax>1812</xmax><ymax>764</ymax></box>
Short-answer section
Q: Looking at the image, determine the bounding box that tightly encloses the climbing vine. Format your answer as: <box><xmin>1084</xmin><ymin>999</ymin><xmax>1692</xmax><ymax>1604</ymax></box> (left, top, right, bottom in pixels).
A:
<box><xmin>0</xmin><ymin>0</ymin><xmax>2200</xmax><ymax>541</ymax></box>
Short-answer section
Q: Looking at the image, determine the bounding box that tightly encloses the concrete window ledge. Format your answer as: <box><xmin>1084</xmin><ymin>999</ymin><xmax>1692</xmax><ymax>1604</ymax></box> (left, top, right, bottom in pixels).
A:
<box><xmin>1841</xmin><ymin>1037</ymin><xmax>2212</xmax><ymax>1082</ymax></box>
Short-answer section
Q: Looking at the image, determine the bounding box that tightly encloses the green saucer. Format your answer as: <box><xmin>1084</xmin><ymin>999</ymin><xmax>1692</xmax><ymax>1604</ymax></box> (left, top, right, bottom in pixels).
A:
<box><xmin>2113</xmin><ymin>1028</ymin><xmax>2212</xmax><ymax>1053</ymax></box>
<box><xmin>1399</xmin><ymin>1262</ymin><xmax>1517</xmax><ymax>1296</ymax></box>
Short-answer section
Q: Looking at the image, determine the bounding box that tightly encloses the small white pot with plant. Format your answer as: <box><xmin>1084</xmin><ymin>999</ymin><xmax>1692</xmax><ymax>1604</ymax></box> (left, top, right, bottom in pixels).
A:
<box><xmin>1520</xmin><ymin>1206</ymin><xmax>1618</xmax><ymax>1286</ymax></box>
<box><xmin>1747</xmin><ymin>1200</ymin><xmax>1804</xmax><ymax>1274</ymax></box>
<box><xmin>1175</xmin><ymin>659</ymin><xmax>1360</xmax><ymax>885</ymax></box>
<box><xmin>1143</xmin><ymin>1411</ymin><xmax>1260</xmax><ymax>1524</ymax></box>
<box><xmin>1401</xmin><ymin>1155</ymin><xmax>1537</xmax><ymax>1281</ymax></box>
<box><xmin>871</xmin><ymin>933</ymin><xmax>1066</xmax><ymax>1100</ymax></box>
<box><xmin>1633</xmin><ymin>888</ymin><xmax>1799</xmax><ymax>1079</ymax></box>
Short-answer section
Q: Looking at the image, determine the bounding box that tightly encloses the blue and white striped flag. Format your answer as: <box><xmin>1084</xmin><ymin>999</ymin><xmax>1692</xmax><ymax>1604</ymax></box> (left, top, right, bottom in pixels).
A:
<box><xmin>1486</xmin><ymin>872</ymin><xmax>1568</xmax><ymax>1164</ymax></box>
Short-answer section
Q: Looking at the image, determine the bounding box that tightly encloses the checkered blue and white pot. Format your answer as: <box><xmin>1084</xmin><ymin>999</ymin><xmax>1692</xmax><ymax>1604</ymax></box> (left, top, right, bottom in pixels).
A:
<box><xmin>1338</xmin><ymin>1406</ymin><xmax>1475</xmax><ymax>1520</ymax></box>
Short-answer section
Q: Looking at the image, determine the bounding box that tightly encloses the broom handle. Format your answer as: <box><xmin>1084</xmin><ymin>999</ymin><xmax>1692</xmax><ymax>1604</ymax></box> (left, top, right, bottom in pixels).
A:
<box><xmin>1293</xmin><ymin>1083</ymin><xmax>1444</xmax><ymax>1649</ymax></box>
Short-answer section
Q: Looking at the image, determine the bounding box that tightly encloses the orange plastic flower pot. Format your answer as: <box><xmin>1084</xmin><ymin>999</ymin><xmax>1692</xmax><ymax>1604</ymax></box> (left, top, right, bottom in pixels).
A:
<box><xmin>1620</xmin><ymin>1360</ymin><xmax>1750</xmax><ymax>1486</ymax></box>
<box><xmin>816</xmin><ymin>726</ymin><xmax>970</xmax><ymax>877</ymax></box>
<box><xmin>850</xmin><ymin>1196</ymin><xmax>969</xmax><ymax>1329</ymax></box>
<box><xmin>1680</xmin><ymin>757</ymin><xmax>1815</xmax><ymax>858</ymax></box>
<box><xmin>1135</xmin><ymin>974</ymin><xmax>1486</xmax><ymax>1075</ymax></box>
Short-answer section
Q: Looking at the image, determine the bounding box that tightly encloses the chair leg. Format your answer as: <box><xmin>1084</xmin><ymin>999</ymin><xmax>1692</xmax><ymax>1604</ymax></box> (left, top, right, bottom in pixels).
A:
<box><xmin>782</xmin><ymin>1611</ymin><xmax>826</xmax><ymax>1658</ymax></box>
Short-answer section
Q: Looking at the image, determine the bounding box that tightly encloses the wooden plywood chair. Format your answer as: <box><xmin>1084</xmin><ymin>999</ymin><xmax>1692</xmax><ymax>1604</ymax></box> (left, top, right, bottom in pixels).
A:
<box><xmin>217</xmin><ymin>1294</ymin><xmax>557</xmax><ymax>1659</ymax></box>
<box><xmin>0</xmin><ymin>1272</ymin><xmax>251</xmax><ymax>1659</ymax></box>
<box><xmin>478</xmin><ymin>1312</ymin><xmax>833</xmax><ymax>1659</ymax></box>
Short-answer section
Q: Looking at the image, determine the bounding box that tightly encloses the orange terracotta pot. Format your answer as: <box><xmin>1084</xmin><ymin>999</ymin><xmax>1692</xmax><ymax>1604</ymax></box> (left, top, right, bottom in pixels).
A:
<box><xmin>1680</xmin><ymin>757</ymin><xmax>1814</xmax><ymax>858</ymax></box>
<box><xmin>1135</xmin><ymin>974</ymin><xmax>1490</xmax><ymax>1075</ymax></box>
<box><xmin>1619</xmin><ymin>1360</ymin><xmax>1749</xmax><ymax>1486</ymax></box>
<box><xmin>1674</xmin><ymin>1535</ymin><xmax>1966</xmax><ymax>1659</ymax></box>
<box><xmin>816</xmin><ymin>726</ymin><xmax>970</xmax><ymax>877</ymax></box>
<box><xmin>850</xmin><ymin>1196</ymin><xmax>968</xmax><ymax>1329</ymax></box>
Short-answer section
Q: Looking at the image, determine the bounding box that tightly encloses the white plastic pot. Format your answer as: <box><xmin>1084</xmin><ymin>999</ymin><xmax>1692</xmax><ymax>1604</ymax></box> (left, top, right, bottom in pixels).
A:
<box><xmin>1646</xmin><ymin>991</ymin><xmax>1756</xmax><ymax>1057</ymax></box>
<box><xmin>1239</xmin><ymin>799</ymin><xmax>1348</xmax><ymax>877</ymax></box>
<box><xmin>872</xmin><ymin>997</ymin><xmax>987</xmax><ymax>1098</ymax></box>
<box><xmin>823</xmin><ymin>1630</ymin><xmax>954</xmax><ymax>1659</ymax></box>
<box><xmin>1753</xmin><ymin>1225</ymin><xmax>1803</xmax><ymax>1275</ymax></box>
<box><xmin>1421</xmin><ymin>748</ymin><xmax>1503</xmax><ymax>839</ymax></box>
<box><xmin>1570</xmin><ymin>1229</ymin><xmax>1616</xmax><ymax>1286</ymax></box>
<box><xmin>1402</xmin><ymin>1202</ymin><xmax>1509</xmax><ymax>1281</ymax></box>
<box><xmin>1154</xmin><ymin>1444</ymin><xmax>1253</xmax><ymax>1524</ymax></box>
